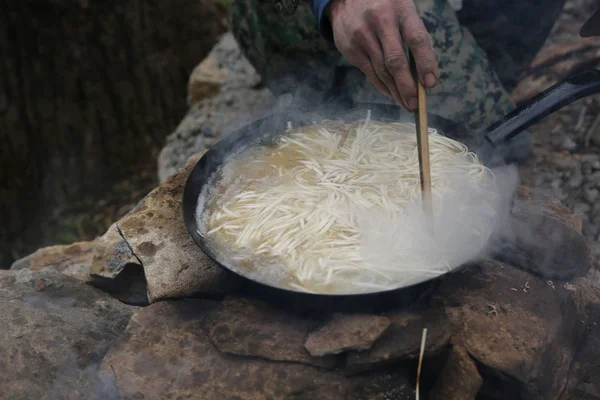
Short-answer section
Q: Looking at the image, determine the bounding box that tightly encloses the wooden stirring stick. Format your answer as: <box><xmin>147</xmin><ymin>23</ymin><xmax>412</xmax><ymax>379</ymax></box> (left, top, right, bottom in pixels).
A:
<box><xmin>408</xmin><ymin>48</ymin><xmax>433</xmax><ymax>221</ymax></box>
<box><xmin>415</xmin><ymin>80</ymin><xmax>433</xmax><ymax>219</ymax></box>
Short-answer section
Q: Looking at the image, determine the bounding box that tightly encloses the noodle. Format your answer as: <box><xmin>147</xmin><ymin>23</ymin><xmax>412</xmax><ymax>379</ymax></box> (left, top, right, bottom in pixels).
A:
<box><xmin>198</xmin><ymin>111</ymin><xmax>499</xmax><ymax>294</ymax></box>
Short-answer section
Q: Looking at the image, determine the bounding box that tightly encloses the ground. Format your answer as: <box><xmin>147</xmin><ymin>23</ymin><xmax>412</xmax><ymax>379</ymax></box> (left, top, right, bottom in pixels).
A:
<box><xmin>515</xmin><ymin>0</ymin><xmax>600</xmax><ymax>278</ymax></box>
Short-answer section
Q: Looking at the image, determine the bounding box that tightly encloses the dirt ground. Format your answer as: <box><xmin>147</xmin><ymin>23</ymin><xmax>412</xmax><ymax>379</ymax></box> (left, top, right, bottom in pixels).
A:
<box><xmin>515</xmin><ymin>0</ymin><xmax>600</xmax><ymax>278</ymax></box>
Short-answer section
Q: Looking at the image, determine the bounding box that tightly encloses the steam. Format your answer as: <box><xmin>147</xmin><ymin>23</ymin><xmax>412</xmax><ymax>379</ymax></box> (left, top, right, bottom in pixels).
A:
<box><xmin>1</xmin><ymin>268</ymin><xmax>131</xmax><ymax>400</ymax></box>
<box><xmin>357</xmin><ymin>165</ymin><xmax>519</xmax><ymax>286</ymax></box>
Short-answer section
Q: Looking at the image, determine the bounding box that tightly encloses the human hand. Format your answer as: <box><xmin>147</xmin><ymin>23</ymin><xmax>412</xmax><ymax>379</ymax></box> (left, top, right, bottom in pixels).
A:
<box><xmin>326</xmin><ymin>0</ymin><xmax>439</xmax><ymax>110</ymax></box>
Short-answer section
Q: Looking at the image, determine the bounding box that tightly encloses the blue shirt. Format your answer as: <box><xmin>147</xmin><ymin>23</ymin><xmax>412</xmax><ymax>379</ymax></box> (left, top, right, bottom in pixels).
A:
<box><xmin>306</xmin><ymin>0</ymin><xmax>335</xmax><ymax>42</ymax></box>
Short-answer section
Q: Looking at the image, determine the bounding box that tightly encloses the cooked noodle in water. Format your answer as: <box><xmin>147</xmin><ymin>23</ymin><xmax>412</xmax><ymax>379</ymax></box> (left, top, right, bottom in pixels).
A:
<box><xmin>197</xmin><ymin>111</ymin><xmax>500</xmax><ymax>294</ymax></box>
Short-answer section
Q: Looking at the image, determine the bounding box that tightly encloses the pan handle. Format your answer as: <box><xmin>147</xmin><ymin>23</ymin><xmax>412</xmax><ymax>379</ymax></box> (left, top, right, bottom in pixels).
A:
<box><xmin>580</xmin><ymin>7</ymin><xmax>600</xmax><ymax>37</ymax></box>
<box><xmin>481</xmin><ymin>69</ymin><xmax>600</xmax><ymax>153</ymax></box>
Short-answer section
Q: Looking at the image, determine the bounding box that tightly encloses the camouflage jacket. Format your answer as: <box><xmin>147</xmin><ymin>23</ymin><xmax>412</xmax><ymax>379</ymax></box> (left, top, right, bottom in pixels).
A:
<box><xmin>271</xmin><ymin>0</ymin><xmax>332</xmax><ymax>40</ymax></box>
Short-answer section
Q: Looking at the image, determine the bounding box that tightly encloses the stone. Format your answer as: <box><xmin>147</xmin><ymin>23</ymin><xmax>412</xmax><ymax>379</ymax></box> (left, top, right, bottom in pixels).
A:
<box><xmin>117</xmin><ymin>164</ymin><xmax>236</xmax><ymax>303</ymax></box>
<box><xmin>583</xmin><ymin>161</ymin><xmax>594</xmax><ymax>176</ymax></box>
<box><xmin>551</xmin><ymin>178</ymin><xmax>562</xmax><ymax>189</ymax></box>
<box><xmin>429</xmin><ymin>345</ymin><xmax>483</xmax><ymax>400</ymax></box>
<box><xmin>573</xmin><ymin>203</ymin><xmax>591</xmax><ymax>219</ymax></box>
<box><xmin>304</xmin><ymin>314</ymin><xmax>391</xmax><ymax>357</ymax></box>
<box><xmin>434</xmin><ymin>260</ymin><xmax>588</xmax><ymax>400</ymax></box>
<box><xmin>9</xmin><ymin>252</ymin><xmax>33</xmax><ymax>270</ymax></box>
<box><xmin>551</xmin><ymin>158</ymin><xmax>579</xmax><ymax>171</ymax></box>
<box><xmin>10</xmin><ymin>240</ymin><xmax>97</xmax><ymax>282</ymax></box>
<box><xmin>88</xmin><ymin>223</ymin><xmax>148</xmax><ymax>305</ymax></box>
<box><xmin>90</xmin><ymin>263</ymin><xmax>149</xmax><ymax>307</ymax></box>
<box><xmin>9</xmin><ymin>232</ymin><xmax>148</xmax><ymax>305</ymax></box>
<box><xmin>561</xmin><ymin>137</ymin><xmax>578</xmax><ymax>151</ymax></box>
<box><xmin>184</xmin><ymin>149</ymin><xmax>208</xmax><ymax>170</ymax></box>
<box><xmin>0</xmin><ymin>268</ymin><xmax>135</xmax><ymax>400</ymax></box>
<box><xmin>495</xmin><ymin>197</ymin><xmax>591</xmax><ymax>280</ymax></box>
<box><xmin>157</xmin><ymin>33</ymin><xmax>275</xmax><ymax>183</ymax></box>
<box><xmin>581</xmin><ymin>154</ymin><xmax>600</xmax><ymax>164</ymax></box>
<box><xmin>100</xmin><ymin>299</ymin><xmax>416</xmax><ymax>400</ymax></box>
<box><xmin>90</xmin><ymin>223</ymin><xmax>138</xmax><ymax>280</ymax></box>
<box><xmin>345</xmin><ymin>308</ymin><xmax>451</xmax><ymax>373</ymax></box>
<box><xmin>514</xmin><ymin>185</ymin><xmax>583</xmax><ymax>233</ymax></box>
<box><xmin>204</xmin><ymin>296</ymin><xmax>336</xmax><ymax>368</ymax></box>
<box><xmin>590</xmin><ymin>171</ymin><xmax>600</xmax><ymax>187</ymax></box>
<box><xmin>586</xmin><ymin>187</ymin><xmax>600</xmax><ymax>203</ymax></box>
<box><xmin>567</xmin><ymin>168</ymin><xmax>583</xmax><ymax>188</ymax></box>
<box><xmin>187</xmin><ymin>56</ymin><xmax>229</xmax><ymax>106</ymax></box>
<box><xmin>559</xmin><ymin>278</ymin><xmax>600</xmax><ymax>399</ymax></box>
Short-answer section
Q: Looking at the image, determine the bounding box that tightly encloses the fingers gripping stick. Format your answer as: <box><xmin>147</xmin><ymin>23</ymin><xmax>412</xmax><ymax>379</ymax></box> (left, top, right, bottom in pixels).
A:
<box><xmin>327</xmin><ymin>0</ymin><xmax>439</xmax><ymax>110</ymax></box>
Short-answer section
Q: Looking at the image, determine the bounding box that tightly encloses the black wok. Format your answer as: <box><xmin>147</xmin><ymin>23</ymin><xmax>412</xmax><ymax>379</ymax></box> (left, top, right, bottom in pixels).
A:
<box><xmin>182</xmin><ymin>69</ymin><xmax>600</xmax><ymax>304</ymax></box>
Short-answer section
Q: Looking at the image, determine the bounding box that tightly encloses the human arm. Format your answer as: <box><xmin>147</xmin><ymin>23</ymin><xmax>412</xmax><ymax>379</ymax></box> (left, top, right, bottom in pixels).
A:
<box><xmin>311</xmin><ymin>0</ymin><xmax>440</xmax><ymax>110</ymax></box>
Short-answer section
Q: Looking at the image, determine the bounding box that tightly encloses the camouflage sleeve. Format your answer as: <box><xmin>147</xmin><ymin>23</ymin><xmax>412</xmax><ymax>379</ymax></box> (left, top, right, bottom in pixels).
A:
<box><xmin>304</xmin><ymin>0</ymin><xmax>334</xmax><ymax>41</ymax></box>
<box><xmin>270</xmin><ymin>0</ymin><xmax>334</xmax><ymax>41</ymax></box>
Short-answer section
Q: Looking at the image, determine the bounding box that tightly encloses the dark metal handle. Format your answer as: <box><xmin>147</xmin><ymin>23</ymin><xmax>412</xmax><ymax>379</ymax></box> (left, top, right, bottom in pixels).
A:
<box><xmin>581</xmin><ymin>7</ymin><xmax>600</xmax><ymax>37</ymax></box>
<box><xmin>482</xmin><ymin>69</ymin><xmax>600</xmax><ymax>149</ymax></box>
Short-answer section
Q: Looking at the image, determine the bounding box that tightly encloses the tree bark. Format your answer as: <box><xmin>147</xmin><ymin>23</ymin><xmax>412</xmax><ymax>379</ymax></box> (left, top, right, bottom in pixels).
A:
<box><xmin>0</xmin><ymin>0</ymin><xmax>226</xmax><ymax>266</ymax></box>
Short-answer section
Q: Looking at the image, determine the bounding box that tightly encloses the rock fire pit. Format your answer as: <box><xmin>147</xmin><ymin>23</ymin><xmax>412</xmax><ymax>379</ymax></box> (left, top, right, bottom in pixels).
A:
<box><xmin>3</xmin><ymin>157</ymin><xmax>600</xmax><ymax>400</ymax></box>
<box><xmin>4</xmin><ymin>32</ymin><xmax>600</xmax><ymax>400</ymax></box>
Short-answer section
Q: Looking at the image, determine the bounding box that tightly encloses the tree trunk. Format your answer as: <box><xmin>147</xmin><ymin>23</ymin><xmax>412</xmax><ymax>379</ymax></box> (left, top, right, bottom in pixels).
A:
<box><xmin>0</xmin><ymin>0</ymin><xmax>226</xmax><ymax>267</ymax></box>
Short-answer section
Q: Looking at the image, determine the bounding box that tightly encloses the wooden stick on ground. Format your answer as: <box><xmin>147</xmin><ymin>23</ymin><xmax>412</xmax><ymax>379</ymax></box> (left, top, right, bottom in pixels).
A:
<box><xmin>416</xmin><ymin>328</ymin><xmax>428</xmax><ymax>400</ymax></box>
<box><xmin>415</xmin><ymin>81</ymin><xmax>433</xmax><ymax>220</ymax></box>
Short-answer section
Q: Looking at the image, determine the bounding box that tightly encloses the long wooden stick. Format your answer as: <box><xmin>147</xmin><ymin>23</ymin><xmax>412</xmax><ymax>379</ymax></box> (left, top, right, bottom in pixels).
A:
<box><xmin>415</xmin><ymin>81</ymin><xmax>433</xmax><ymax>218</ymax></box>
<box><xmin>416</xmin><ymin>328</ymin><xmax>428</xmax><ymax>400</ymax></box>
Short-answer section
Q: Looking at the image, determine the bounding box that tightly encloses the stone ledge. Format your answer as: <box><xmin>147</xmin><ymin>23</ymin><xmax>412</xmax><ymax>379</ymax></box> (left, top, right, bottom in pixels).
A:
<box><xmin>157</xmin><ymin>33</ymin><xmax>275</xmax><ymax>183</ymax></box>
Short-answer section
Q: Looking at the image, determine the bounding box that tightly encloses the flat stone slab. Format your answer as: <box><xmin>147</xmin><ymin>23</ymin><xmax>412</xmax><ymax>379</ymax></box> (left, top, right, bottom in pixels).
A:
<box><xmin>0</xmin><ymin>269</ymin><xmax>135</xmax><ymax>400</ymax></box>
<box><xmin>304</xmin><ymin>314</ymin><xmax>391</xmax><ymax>357</ymax></box>
<box><xmin>204</xmin><ymin>297</ymin><xmax>336</xmax><ymax>368</ymax></box>
<box><xmin>11</xmin><ymin>240</ymin><xmax>97</xmax><ymax>281</ymax></box>
<box><xmin>345</xmin><ymin>308</ymin><xmax>451</xmax><ymax>373</ymax></box>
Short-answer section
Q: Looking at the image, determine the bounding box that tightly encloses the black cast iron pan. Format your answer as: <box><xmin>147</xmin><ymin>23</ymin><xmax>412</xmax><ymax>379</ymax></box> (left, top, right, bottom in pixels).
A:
<box><xmin>182</xmin><ymin>69</ymin><xmax>600</xmax><ymax>306</ymax></box>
